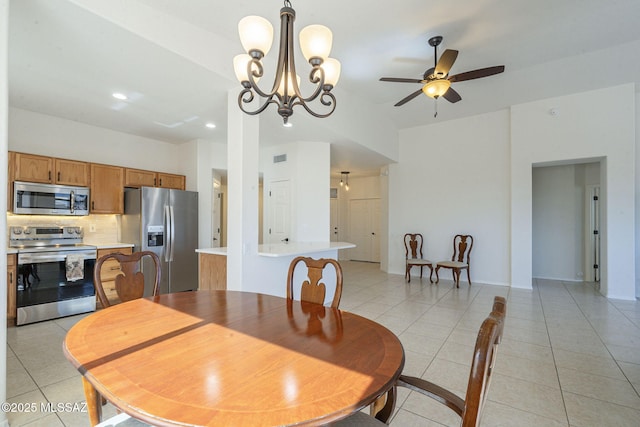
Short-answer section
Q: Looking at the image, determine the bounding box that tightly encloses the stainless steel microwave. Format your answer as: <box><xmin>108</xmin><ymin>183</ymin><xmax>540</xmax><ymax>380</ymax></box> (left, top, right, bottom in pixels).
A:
<box><xmin>13</xmin><ymin>181</ymin><xmax>90</xmax><ymax>215</ymax></box>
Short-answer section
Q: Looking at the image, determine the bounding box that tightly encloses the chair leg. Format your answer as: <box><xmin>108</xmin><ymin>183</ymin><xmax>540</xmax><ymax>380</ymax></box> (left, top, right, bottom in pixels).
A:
<box><xmin>429</xmin><ymin>265</ymin><xmax>434</xmax><ymax>283</ymax></box>
<box><xmin>435</xmin><ymin>266</ymin><xmax>440</xmax><ymax>284</ymax></box>
<box><xmin>454</xmin><ymin>269</ymin><xmax>460</xmax><ymax>288</ymax></box>
<box><xmin>406</xmin><ymin>265</ymin><xmax>411</xmax><ymax>283</ymax></box>
<box><xmin>466</xmin><ymin>268</ymin><xmax>471</xmax><ymax>286</ymax></box>
<box><xmin>419</xmin><ymin>265</ymin><xmax>424</xmax><ymax>279</ymax></box>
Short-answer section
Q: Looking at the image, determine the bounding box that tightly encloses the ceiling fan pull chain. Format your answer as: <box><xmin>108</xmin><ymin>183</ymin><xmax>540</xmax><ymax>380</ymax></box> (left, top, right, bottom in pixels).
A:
<box><xmin>434</xmin><ymin>99</ymin><xmax>438</xmax><ymax>118</ymax></box>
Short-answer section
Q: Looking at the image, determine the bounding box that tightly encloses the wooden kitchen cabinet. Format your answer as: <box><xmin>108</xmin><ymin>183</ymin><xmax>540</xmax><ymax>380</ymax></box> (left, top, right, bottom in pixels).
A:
<box><xmin>7</xmin><ymin>254</ymin><xmax>17</xmax><ymax>322</ymax></box>
<box><xmin>96</xmin><ymin>247</ymin><xmax>133</xmax><ymax>308</ymax></box>
<box><xmin>12</xmin><ymin>152</ymin><xmax>90</xmax><ymax>186</ymax></box>
<box><xmin>157</xmin><ymin>172</ymin><xmax>185</xmax><ymax>190</ymax></box>
<box><xmin>14</xmin><ymin>152</ymin><xmax>54</xmax><ymax>183</ymax></box>
<box><xmin>125</xmin><ymin>168</ymin><xmax>157</xmax><ymax>188</ymax></box>
<box><xmin>90</xmin><ymin>163</ymin><xmax>124</xmax><ymax>214</ymax></box>
<box><xmin>199</xmin><ymin>253</ymin><xmax>227</xmax><ymax>290</ymax></box>
<box><xmin>125</xmin><ymin>168</ymin><xmax>186</xmax><ymax>190</ymax></box>
<box><xmin>54</xmin><ymin>158</ymin><xmax>90</xmax><ymax>186</ymax></box>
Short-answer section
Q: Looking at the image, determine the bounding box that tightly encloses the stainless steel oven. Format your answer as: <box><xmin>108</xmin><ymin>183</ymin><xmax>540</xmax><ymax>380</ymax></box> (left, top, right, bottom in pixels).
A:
<box><xmin>10</xmin><ymin>226</ymin><xmax>97</xmax><ymax>325</ymax></box>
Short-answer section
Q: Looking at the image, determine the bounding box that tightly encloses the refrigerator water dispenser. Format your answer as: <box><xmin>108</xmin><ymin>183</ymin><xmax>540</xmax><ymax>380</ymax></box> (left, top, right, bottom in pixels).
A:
<box><xmin>147</xmin><ymin>225</ymin><xmax>164</xmax><ymax>247</ymax></box>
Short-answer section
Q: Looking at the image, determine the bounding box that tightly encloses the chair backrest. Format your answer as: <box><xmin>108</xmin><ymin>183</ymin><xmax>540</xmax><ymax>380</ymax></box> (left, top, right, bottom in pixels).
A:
<box><xmin>404</xmin><ymin>233</ymin><xmax>424</xmax><ymax>259</ymax></box>
<box><xmin>94</xmin><ymin>251</ymin><xmax>161</xmax><ymax>308</ymax></box>
<box><xmin>286</xmin><ymin>256</ymin><xmax>343</xmax><ymax>308</ymax></box>
<box><xmin>451</xmin><ymin>234</ymin><xmax>473</xmax><ymax>264</ymax></box>
<box><xmin>461</xmin><ymin>295</ymin><xmax>506</xmax><ymax>426</ymax></box>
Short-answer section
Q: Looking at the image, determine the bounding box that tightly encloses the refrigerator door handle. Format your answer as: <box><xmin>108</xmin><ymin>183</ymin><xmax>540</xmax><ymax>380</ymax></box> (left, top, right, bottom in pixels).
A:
<box><xmin>169</xmin><ymin>205</ymin><xmax>176</xmax><ymax>262</ymax></box>
<box><xmin>164</xmin><ymin>205</ymin><xmax>172</xmax><ymax>263</ymax></box>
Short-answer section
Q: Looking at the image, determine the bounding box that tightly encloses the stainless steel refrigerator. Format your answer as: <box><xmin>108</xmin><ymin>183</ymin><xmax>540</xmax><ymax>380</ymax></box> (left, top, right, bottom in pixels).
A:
<box><xmin>121</xmin><ymin>187</ymin><xmax>199</xmax><ymax>295</ymax></box>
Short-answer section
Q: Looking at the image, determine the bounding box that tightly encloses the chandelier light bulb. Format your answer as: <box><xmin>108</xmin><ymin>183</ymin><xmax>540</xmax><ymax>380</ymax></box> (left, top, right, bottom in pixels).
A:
<box><xmin>238</xmin><ymin>16</ymin><xmax>274</xmax><ymax>56</ymax></box>
<box><xmin>299</xmin><ymin>25</ymin><xmax>333</xmax><ymax>61</ymax></box>
<box><xmin>322</xmin><ymin>58</ymin><xmax>341</xmax><ymax>87</ymax></box>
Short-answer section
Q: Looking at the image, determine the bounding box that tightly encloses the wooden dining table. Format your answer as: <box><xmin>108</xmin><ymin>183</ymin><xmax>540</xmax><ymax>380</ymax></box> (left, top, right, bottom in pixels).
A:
<box><xmin>63</xmin><ymin>290</ymin><xmax>405</xmax><ymax>426</ymax></box>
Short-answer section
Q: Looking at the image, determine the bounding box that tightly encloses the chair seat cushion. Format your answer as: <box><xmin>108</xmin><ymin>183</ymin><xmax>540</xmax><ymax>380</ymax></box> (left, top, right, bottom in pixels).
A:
<box><xmin>407</xmin><ymin>258</ymin><xmax>433</xmax><ymax>265</ymax></box>
<box><xmin>331</xmin><ymin>410</ymin><xmax>386</xmax><ymax>426</ymax></box>
<box><xmin>437</xmin><ymin>261</ymin><xmax>468</xmax><ymax>268</ymax></box>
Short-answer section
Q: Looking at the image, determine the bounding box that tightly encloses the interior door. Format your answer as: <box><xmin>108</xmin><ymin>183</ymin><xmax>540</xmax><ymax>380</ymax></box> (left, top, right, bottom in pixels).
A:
<box><xmin>348</xmin><ymin>199</ymin><xmax>380</xmax><ymax>262</ymax></box>
<box><xmin>212</xmin><ymin>178</ymin><xmax>222</xmax><ymax>248</ymax></box>
<box><xmin>330</xmin><ymin>198</ymin><xmax>338</xmax><ymax>242</ymax></box>
<box><xmin>267</xmin><ymin>180</ymin><xmax>291</xmax><ymax>244</ymax></box>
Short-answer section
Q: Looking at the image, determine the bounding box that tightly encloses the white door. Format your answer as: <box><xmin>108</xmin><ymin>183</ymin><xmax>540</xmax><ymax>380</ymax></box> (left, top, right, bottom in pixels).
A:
<box><xmin>211</xmin><ymin>178</ymin><xmax>222</xmax><ymax>248</ymax></box>
<box><xmin>348</xmin><ymin>199</ymin><xmax>380</xmax><ymax>262</ymax></box>
<box><xmin>330</xmin><ymin>198</ymin><xmax>338</xmax><ymax>242</ymax></box>
<box><xmin>267</xmin><ymin>180</ymin><xmax>291</xmax><ymax>244</ymax></box>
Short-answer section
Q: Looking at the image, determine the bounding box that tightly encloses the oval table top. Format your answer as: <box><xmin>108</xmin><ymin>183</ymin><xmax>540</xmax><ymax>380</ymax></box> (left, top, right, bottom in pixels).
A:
<box><xmin>63</xmin><ymin>291</ymin><xmax>405</xmax><ymax>426</ymax></box>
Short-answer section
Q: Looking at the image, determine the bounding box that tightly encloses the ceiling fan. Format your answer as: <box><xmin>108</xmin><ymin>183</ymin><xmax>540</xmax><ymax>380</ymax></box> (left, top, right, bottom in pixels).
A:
<box><xmin>380</xmin><ymin>36</ymin><xmax>505</xmax><ymax>109</ymax></box>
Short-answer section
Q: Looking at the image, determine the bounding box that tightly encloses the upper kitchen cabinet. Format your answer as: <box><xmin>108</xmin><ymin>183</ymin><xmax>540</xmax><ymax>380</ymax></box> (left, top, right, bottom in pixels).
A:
<box><xmin>90</xmin><ymin>163</ymin><xmax>124</xmax><ymax>214</ymax></box>
<box><xmin>125</xmin><ymin>168</ymin><xmax>157</xmax><ymax>188</ymax></box>
<box><xmin>55</xmin><ymin>158</ymin><xmax>90</xmax><ymax>186</ymax></box>
<box><xmin>12</xmin><ymin>152</ymin><xmax>90</xmax><ymax>186</ymax></box>
<box><xmin>157</xmin><ymin>172</ymin><xmax>185</xmax><ymax>190</ymax></box>
<box><xmin>125</xmin><ymin>168</ymin><xmax>185</xmax><ymax>190</ymax></box>
<box><xmin>13</xmin><ymin>152</ymin><xmax>54</xmax><ymax>183</ymax></box>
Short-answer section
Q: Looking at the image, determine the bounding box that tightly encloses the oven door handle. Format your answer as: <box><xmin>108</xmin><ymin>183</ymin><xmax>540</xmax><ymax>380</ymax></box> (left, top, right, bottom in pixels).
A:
<box><xmin>18</xmin><ymin>251</ymin><xmax>97</xmax><ymax>264</ymax></box>
<box><xmin>70</xmin><ymin>190</ymin><xmax>75</xmax><ymax>214</ymax></box>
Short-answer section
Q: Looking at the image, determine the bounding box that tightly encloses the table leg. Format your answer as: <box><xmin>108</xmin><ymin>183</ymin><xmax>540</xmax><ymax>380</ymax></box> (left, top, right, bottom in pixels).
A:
<box><xmin>82</xmin><ymin>377</ymin><xmax>102</xmax><ymax>426</ymax></box>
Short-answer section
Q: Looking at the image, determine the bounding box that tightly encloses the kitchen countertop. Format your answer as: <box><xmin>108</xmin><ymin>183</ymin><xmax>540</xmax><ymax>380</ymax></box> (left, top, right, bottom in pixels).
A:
<box><xmin>92</xmin><ymin>243</ymin><xmax>135</xmax><ymax>249</ymax></box>
<box><xmin>196</xmin><ymin>241</ymin><xmax>355</xmax><ymax>258</ymax></box>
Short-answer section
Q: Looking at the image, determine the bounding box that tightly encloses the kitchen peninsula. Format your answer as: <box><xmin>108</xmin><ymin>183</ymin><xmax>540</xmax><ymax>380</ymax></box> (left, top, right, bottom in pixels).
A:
<box><xmin>197</xmin><ymin>241</ymin><xmax>355</xmax><ymax>297</ymax></box>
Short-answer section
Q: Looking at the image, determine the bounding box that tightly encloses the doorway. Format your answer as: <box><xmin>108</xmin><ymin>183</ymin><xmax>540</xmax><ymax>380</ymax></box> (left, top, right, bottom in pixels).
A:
<box><xmin>532</xmin><ymin>161</ymin><xmax>601</xmax><ymax>282</ymax></box>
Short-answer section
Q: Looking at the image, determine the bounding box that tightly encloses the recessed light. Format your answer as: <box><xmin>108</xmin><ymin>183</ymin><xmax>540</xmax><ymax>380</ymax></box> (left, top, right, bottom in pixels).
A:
<box><xmin>205</xmin><ymin>123</ymin><xmax>216</xmax><ymax>129</ymax></box>
<box><xmin>112</xmin><ymin>93</ymin><xmax>128</xmax><ymax>100</ymax></box>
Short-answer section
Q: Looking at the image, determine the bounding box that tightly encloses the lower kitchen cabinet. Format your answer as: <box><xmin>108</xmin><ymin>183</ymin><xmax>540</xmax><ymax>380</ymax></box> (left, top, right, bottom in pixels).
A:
<box><xmin>7</xmin><ymin>254</ymin><xmax>17</xmax><ymax>322</ymax></box>
<box><xmin>199</xmin><ymin>253</ymin><xmax>227</xmax><ymax>290</ymax></box>
<box><xmin>96</xmin><ymin>247</ymin><xmax>133</xmax><ymax>308</ymax></box>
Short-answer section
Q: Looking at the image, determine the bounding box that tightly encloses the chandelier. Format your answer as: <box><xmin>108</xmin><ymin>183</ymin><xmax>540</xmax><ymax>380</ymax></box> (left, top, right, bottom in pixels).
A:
<box><xmin>339</xmin><ymin>171</ymin><xmax>350</xmax><ymax>191</ymax></box>
<box><xmin>233</xmin><ymin>0</ymin><xmax>341</xmax><ymax>126</ymax></box>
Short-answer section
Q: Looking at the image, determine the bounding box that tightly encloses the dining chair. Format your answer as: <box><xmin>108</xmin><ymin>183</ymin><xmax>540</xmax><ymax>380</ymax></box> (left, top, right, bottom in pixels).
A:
<box><xmin>286</xmin><ymin>256</ymin><xmax>343</xmax><ymax>308</ymax></box>
<box><xmin>335</xmin><ymin>295</ymin><xmax>506</xmax><ymax>426</ymax></box>
<box><xmin>434</xmin><ymin>234</ymin><xmax>473</xmax><ymax>288</ymax></box>
<box><xmin>404</xmin><ymin>233</ymin><xmax>434</xmax><ymax>283</ymax></box>
<box><xmin>93</xmin><ymin>251</ymin><xmax>161</xmax><ymax>308</ymax></box>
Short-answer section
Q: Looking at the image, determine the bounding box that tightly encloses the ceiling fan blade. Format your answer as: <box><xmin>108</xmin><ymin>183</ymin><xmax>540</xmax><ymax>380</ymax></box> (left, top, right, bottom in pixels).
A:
<box><xmin>442</xmin><ymin>87</ymin><xmax>462</xmax><ymax>103</ymax></box>
<box><xmin>380</xmin><ymin>77</ymin><xmax>423</xmax><ymax>83</ymax></box>
<box><xmin>434</xmin><ymin>49</ymin><xmax>458</xmax><ymax>77</ymax></box>
<box><xmin>394</xmin><ymin>89</ymin><xmax>423</xmax><ymax>107</ymax></box>
<box><xmin>448</xmin><ymin>65</ymin><xmax>505</xmax><ymax>83</ymax></box>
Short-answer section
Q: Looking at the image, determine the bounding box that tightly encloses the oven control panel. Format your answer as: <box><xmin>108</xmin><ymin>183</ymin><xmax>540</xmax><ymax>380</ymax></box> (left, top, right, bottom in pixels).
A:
<box><xmin>10</xmin><ymin>225</ymin><xmax>84</xmax><ymax>244</ymax></box>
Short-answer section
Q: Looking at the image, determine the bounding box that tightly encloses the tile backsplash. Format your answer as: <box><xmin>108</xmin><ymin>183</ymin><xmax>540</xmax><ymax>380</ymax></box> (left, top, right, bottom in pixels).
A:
<box><xmin>6</xmin><ymin>214</ymin><xmax>121</xmax><ymax>246</ymax></box>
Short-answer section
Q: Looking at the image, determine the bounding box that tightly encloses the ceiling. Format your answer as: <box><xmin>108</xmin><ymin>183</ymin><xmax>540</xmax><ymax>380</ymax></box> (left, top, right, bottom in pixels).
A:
<box><xmin>8</xmin><ymin>0</ymin><xmax>640</xmax><ymax>177</ymax></box>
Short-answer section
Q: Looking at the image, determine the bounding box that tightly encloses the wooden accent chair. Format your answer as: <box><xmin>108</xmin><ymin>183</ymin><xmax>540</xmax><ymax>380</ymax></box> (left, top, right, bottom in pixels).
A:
<box><xmin>404</xmin><ymin>233</ymin><xmax>434</xmax><ymax>283</ymax></box>
<box><xmin>94</xmin><ymin>251</ymin><xmax>161</xmax><ymax>308</ymax></box>
<box><xmin>286</xmin><ymin>256</ymin><xmax>343</xmax><ymax>308</ymax></box>
<box><xmin>435</xmin><ymin>234</ymin><xmax>473</xmax><ymax>288</ymax></box>
<box><xmin>335</xmin><ymin>295</ymin><xmax>507</xmax><ymax>426</ymax></box>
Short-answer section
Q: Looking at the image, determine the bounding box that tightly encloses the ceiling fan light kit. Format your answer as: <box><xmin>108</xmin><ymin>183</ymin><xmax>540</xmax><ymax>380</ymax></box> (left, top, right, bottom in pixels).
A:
<box><xmin>234</xmin><ymin>0</ymin><xmax>341</xmax><ymax>125</ymax></box>
<box><xmin>380</xmin><ymin>35</ymin><xmax>505</xmax><ymax>110</ymax></box>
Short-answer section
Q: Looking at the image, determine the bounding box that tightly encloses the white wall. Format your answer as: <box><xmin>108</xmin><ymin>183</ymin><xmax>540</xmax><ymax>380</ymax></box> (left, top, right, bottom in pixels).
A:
<box><xmin>1</xmin><ymin>1</ymin><xmax>9</xmax><ymax>424</ymax></box>
<box><xmin>261</xmin><ymin>141</ymin><xmax>331</xmax><ymax>243</ymax></box>
<box><xmin>8</xmin><ymin>108</ymin><xmax>192</xmax><ymax>178</ymax></box>
<box><xmin>512</xmin><ymin>84</ymin><xmax>635</xmax><ymax>299</ymax></box>
<box><xmin>389</xmin><ymin>110</ymin><xmax>511</xmax><ymax>286</ymax></box>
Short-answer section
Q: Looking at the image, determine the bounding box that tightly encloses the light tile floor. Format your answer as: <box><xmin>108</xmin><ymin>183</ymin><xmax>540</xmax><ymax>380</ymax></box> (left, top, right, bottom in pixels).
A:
<box><xmin>6</xmin><ymin>261</ymin><xmax>640</xmax><ymax>426</ymax></box>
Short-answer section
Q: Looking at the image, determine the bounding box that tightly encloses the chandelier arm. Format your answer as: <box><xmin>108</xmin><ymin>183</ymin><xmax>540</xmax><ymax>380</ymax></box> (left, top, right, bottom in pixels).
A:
<box><xmin>295</xmin><ymin>64</ymin><xmax>326</xmax><ymax>103</ymax></box>
<box><xmin>245</xmin><ymin>58</ymin><xmax>279</xmax><ymax>99</ymax></box>
<box><xmin>238</xmin><ymin>90</ymin><xmax>279</xmax><ymax>116</ymax></box>
<box><xmin>290</xmin><ymin>91</ymin><xmax>336</xmax><ymax>118</ymax></box>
